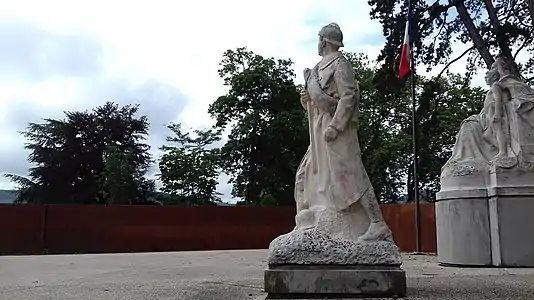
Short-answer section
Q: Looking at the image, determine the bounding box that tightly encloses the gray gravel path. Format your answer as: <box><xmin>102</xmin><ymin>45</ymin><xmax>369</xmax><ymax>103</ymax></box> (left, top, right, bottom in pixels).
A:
<box><xmin>0</xmin><ymin>250</ymin><xmax>533</xmax><ymax>299</ymax></box>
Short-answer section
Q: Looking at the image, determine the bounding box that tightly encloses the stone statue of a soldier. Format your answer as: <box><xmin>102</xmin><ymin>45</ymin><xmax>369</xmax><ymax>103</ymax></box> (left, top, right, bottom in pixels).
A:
<box><xmin>264</xmin><ymin>23</ymin><xmax>406</xmax><ymax>298</ymax></box>
<box><xmin>295</xmin><ymin>22</ymin><xmax>393</xmax><ymax>242</ymax></box>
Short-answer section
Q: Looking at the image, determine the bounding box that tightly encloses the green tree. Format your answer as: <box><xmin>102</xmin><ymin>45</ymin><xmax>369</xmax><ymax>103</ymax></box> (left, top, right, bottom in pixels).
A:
<box><xmin>5</xmin><ymin>102</ymin><xmax>154</xmax><ymax>204</ymax></box>
<box><xmin>208</xmin><ymin>47</ymin><xmax>308</xmax><ymax>205</ymax></box>
<box><xmin>344</xmin><ymin>51</ymin><xmax>411</xmax><ymax>203</ymax></box>
<box><xmin>100</xmin><ymin>144</ymin><xmax>140</xmax><ymax>205</ymax></box>
<box><xmin>414</xmin><ymin>74</ymin><xmax>485</xmax><ymax>197</ymax></box>
<box><xmin>363</xmin><ymin>0</ymin><xmax>515</xmax><ymax>200</ymax></box>
<box><xmin>204</xmin><ymin>49</ymin><xmax>483</xmax><ymax>204</ymax></box>
<box><xmin>345</xmin><ymin>52</ymin><xmax>484</xmax><ymax>202</ymax></box>
<box><xmin>158</xmin><ymin>123</ymin><xmax>222</xmax><ymax>205</ymax></box>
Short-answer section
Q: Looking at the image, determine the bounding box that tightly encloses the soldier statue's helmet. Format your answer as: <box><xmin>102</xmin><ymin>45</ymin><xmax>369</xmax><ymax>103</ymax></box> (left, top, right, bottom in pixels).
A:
<box><xmin>318</xmin><ymin>22</ymin><xmax>344</xmax><ymax>47</ymax></box>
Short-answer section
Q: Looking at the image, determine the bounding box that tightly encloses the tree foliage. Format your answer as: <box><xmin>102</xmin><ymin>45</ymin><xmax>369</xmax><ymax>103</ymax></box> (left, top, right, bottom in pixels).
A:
<box><xmin>100</xmin><ymin>144</ymin><xmax>154</xmax><ymax>205</ymax></box>
<box><xmin>4</xmin><ymin>47</ymin><xmax>491</xmax><ymax>206</ymax></box>
<box><xmin>346</xmin><ymin>52</ymin><xmax>484</xmax><ymax>202</ymax></box>
<box><xmin>158</xmin><ymin>123</ymin><xmax>222</xmax><ymax>205</ymax></box>
<box><xmin>203</xmin><ymin>47</ymin><xmax>485</xmax><ymax>204</ymax></box>
<box><xmin>345</xmin><ymin>52</ymin><xmax>411</xmax><ymax>202</ymax></box>
<box><xmin>208</xmin><ymin>47</ymin><xmax>309</xmax><ymax>205</ymax></box>
<box><xmin>369</xmin><ymin>0</ymin><xmax>534</xmax><ymax>83</ymax></box>
<box><xmin>364</xmin><ymin>0</ymin><xmax>516</xmax><ymax>200</ymax></box>
<box><xmin>5</xmin><ymin>102</ymin><xmax>154</xmax><ymax>204</ymax></box>
<box><xmin>413</xmin><ymin>73</ymin><xmax>485</xmax><ymax>196</ymax></box>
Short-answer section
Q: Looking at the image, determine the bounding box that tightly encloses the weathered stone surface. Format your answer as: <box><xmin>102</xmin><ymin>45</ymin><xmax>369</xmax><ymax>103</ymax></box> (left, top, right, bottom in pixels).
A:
<box><xmin>437</xmin><ymin>56</ymin><xmax>534</xmax><ymax>268</ymax></box>
<box><xmin>436</xmin><ymin>186</ymin><xmax>534</xmax><ymax>267</ymax></box>
<box><xmin>489</xmin><ymin>195</ymin><xmax>534</xmax><ymax>267</ymax></box>
<box><xmin>264</xmin><ymin>265</ymin><xmax>406</xmax><ymax>299</ymax></box>
<box><xmin>440</xmin><ymin>56</ymin><xmax>534</xmax><ymax>191</ymax></box>
<box><xmin>295</xmin><ymin>22</ymin><xmax>395</xmax><ymax>243</ymax></box>
<box><xmin>435</xmin><ymin>195</ymin><xmax>492</xmax><ymax>266</ymax></box>
<box><xmin>268</xmin><ymin>228</ymin><xmax>402</xmax><ymax>266</ymax></box>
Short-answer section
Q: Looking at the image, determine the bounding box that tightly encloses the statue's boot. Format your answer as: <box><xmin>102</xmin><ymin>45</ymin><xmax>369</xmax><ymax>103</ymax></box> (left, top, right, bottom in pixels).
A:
<box><xmin>358</xmin><ymin>220</ymin><xmax>393</xmax><ymax>242</ymax></box>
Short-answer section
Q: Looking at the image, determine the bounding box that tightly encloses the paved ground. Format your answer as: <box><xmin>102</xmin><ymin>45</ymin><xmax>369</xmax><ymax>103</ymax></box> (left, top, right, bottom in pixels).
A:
<box><xmin>1</xmin><ymin>250</ymin><xmax>533</xmax><ymax>299</ymax></box>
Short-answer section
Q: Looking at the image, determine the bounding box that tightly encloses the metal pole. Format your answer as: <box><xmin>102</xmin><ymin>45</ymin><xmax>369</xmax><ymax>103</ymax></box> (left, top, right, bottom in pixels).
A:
<box><xmin>409</xmin><ymin>0</ymin><xmax>422</xmax><ymax>254</ymax></box>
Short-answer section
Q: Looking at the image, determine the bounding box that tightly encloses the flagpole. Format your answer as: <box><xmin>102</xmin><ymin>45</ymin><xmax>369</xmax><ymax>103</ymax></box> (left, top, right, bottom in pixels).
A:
<box><xmin>408</xmin><ymin>0</ymin><xmax>422</xmax><ymax>254</ymax></box>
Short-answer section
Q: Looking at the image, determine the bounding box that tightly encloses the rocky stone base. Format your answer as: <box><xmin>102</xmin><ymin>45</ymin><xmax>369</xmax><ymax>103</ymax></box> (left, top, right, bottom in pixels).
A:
<box><xmin>264</xmin><ymin>265</ymin><xmax>406</xmax><ymax>299</ymax></box>
<box><xmin>268</xmin><ymin>228</ymin><xmax>402</xmax><ymax>266</ymax></box>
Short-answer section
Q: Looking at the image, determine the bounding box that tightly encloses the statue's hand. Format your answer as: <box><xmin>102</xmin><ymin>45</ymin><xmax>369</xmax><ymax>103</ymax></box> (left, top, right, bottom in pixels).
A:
<box><xmin>324</xmin><ymin>126</ymin><xmax>339</xmax><ymax>142</ymax></box>
<box><xmin>300</xmin><ymin>89</ymin><xmax>311</xmax><ymax>107</ymax></box>
<box><xmin>303</xmin><ymin>68</ymin><xmax>311</xmax><ymax>79</ymax></box>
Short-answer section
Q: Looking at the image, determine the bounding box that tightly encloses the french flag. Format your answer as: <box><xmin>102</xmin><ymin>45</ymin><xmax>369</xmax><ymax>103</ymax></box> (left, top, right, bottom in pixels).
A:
<box><xmin>398</xmin><ymin>7</ymin><xmax>412</xmax><ymax>80</ymax></box>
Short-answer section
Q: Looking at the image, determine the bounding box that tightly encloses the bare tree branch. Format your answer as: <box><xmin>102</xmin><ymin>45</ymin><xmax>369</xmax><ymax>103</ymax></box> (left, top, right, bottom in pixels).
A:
<box><xmin>435</xmin><ymin>46</ymin><xmax>475</xmax><ymax>79</ymax></box>
<box><xmin>483</xmin><ymin>0</ymin><xmax>514</xmax><ymax>62</ymax></box>
<box><xmin>427</xmin><ymin>0</ymin><xmax>456</xmax><ymax>12</ymax></box>
<box><xmin>514</xmin><ymin>37</ymin><xmax>531</xmax><ymax>60</ymax></box>
<box><xmin>431</xmin><ymin>10</ymin><xmax>449</xmax><ymax>48</ymax></box>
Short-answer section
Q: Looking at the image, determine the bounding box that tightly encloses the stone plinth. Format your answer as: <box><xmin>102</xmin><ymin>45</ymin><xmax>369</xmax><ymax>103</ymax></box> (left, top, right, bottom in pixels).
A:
<box><xmin>265</xmin><ymin>265</ymin><xmax>406</xmax><ymax>299</ymax></box>
<box><xmin>488</xmin><ymin>188</ymin><xmax>534</xmax><ymax>266</ymax></box>
<box><xmin>265</xmin><ymin>228</ymin><xmax>406</xmax><ymax>298</ymax></box>
<box><xmin>435</xmin><ymin>189</ymin><xmax>492</xmax><ymax>266</ymax></box>
<box><xmin>436</xmin><ymin>168</ymin><xmax>534</xmax><ymax>267</ymax></box>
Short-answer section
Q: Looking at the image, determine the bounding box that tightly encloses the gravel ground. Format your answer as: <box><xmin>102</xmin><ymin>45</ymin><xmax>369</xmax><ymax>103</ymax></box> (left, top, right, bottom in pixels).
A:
<box><xmin>0</xmin><ymin>250</ymin><xmax>533</xmax><ymax>299</ymax></box>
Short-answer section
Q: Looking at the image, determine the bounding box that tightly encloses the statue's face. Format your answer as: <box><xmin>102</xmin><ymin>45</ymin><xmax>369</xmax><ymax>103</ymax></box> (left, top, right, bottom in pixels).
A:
<box><xmin>317</xmin><ymin>37</ymin><xmax>326</xmax><ymax>56</ymax></box>
<box><xmin>494</xmin><ymin>58</ymin><xmax>511</xmax><ymax>75</ymax></box>
<box><xmin>485</xmin><ymin>69</ymin><xmax>499</xmax><ymax>85</ymax></box>
<box><xmin>495</xmin><ymin>60</ymin><xmax>505</xmax><ymax>74</ymax></box>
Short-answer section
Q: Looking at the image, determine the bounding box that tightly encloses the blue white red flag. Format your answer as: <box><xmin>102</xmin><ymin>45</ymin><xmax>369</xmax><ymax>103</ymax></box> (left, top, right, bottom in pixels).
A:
<box><xmin>398</xmin><ymin>7</ymin><xmax>412</xmax><ymax>79</ymax></box>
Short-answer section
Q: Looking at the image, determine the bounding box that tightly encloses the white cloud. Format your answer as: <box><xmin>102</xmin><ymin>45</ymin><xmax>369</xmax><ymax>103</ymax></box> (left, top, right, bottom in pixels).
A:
<box><xmin>2</xmin><ymin>0</ymin><xmax>385</xmax><ymax>126</ymax></box>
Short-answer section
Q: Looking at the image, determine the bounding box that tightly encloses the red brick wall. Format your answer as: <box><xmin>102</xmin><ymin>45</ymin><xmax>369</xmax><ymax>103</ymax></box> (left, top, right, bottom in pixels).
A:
<box><xmin>0</xmin><ymin>203</ymin><xmax>436</xmax><ymax>255</ymax></box>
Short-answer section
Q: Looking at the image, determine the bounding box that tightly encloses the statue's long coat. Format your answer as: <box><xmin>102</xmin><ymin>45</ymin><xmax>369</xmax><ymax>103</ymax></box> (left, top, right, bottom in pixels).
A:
<box><xmin>295</xmin><ymin>51</ymin><xmax>374</xmax><ymax>212</ymax></box>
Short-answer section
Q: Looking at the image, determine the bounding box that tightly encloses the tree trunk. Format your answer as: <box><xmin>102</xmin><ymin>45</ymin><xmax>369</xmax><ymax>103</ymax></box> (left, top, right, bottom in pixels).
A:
<box><xmin>452</xmin><ymin>0</ymin><xmax>495</xmax><ymax>68</ymax></box>
<box><xmin>483</xmin><ymin>0</ymin><xmax>520</xmax><ymax>76</ymax></box>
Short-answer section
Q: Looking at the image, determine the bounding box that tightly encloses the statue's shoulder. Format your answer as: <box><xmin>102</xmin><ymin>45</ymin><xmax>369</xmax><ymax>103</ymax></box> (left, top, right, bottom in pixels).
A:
<box><xmin>336</xmin><ymin>54</ymin><xmax>351</xmax><ymax>67</ymax></box>
<box><xmin>334</xmin><ymin>55</ymin><xmax>355</xmax><ymax>75</ymax></box>
<box><xmin>499</xmin><ymin>74</ymin><xmax>524</xmax><ymax>85</ymax></box>
<box><xmin>491</xmin><ymin>81</ymin><xmax>503</xmax><ymax>90</ymax></box>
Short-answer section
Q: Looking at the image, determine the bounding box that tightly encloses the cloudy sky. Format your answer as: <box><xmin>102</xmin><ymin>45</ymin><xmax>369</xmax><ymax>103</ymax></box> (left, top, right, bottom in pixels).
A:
<box><xmin>0</xmin><ymin>0</ymin><xmax>502</xmax><ymax>201</ymax></box>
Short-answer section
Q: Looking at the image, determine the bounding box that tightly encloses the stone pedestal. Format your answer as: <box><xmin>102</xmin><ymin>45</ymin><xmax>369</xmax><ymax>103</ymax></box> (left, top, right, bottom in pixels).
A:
<box><xmin>488</xmin><ymin>189</ymin><xmax>534</xmax><ymax>266</ymax></box>
<box><xmin>436</xmin><ymin>168</ymin><xmax>534</xmax><ymax>267</ymax></box>
<box><xmin>264</xmin><ymin>227</ymin><xmax>406</xmax><ymax>299</ymax></box>
<box><xmin>435</xmin><ymin>189</ymin><xmax>492</xmax><ymax>266</ymax></box>
<box><xmin>265</xmin><ymin>265</ymin><xmax>406</xmax><ymax>299</ymax></box>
